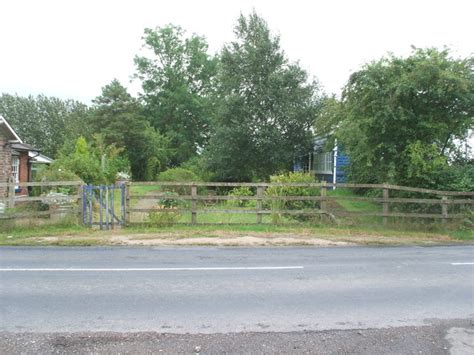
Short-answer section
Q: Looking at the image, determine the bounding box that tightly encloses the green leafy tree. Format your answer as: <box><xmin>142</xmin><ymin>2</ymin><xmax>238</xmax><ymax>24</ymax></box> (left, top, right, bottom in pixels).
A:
<box><xmin>90</xmin><ymin>79</ymin><xmax>170</xmax><ymax>180</ymax></box>
<box><xmin>337</xmin><ymin>48</ymin><xmax>474</xmax><ymax>187</ymax></box>
<box><xmin>52</xmin><ymin>136</ymin><xmax>130</xmax><ymax>185</ymax></box>
<box><xmin>134</xmin><ymin>25</ymin><xmax>217</xmax><ymax>166</ymax></box>
<box><xmin>206</xmin><ymin>12</ymin><xmax>321</xmax><ymax>181</ymax></box>
<box><xmin>53</xmin><ymin>136</ymin><xmax>102</xmax><ymax>184</ymax></box>
<box><xmin>0</xmin><ymin>94</ymin><xmax>89</xmax><ymax>157</ymax></box>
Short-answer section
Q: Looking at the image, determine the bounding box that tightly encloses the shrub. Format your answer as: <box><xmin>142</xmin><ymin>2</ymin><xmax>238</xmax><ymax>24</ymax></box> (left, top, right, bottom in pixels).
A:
<box><xmin>265</xmin><ymin>172</ymin><xmax>319</xmax><ymax>222</ymax></box>
<box><xmin>157</xmin><ymin>191</ymin><xmax>181</xmax><ymax>208</ymax></box>
<box><xmin>32</xmin><ymin>167</ymin><xmax>82</xmax><ymax>196</ymax></box>
<box><xmin>157</xmin><ymin>167</ymin><xmax>201</xmax><ymax>182</ymax></box>
<box><xmin>227</xmin><ymin>186</ymin><xmax>255</xmax><ymax>207</ymax></box>
<box><xmin>147</xmin><ymin>207</ymin><xmax>180</xmax><ymax>226</ymax></box>
<box><xmin>156</xmin><ymin>168</ymin><xmax>202</xmax><ymax>195</ymax></box>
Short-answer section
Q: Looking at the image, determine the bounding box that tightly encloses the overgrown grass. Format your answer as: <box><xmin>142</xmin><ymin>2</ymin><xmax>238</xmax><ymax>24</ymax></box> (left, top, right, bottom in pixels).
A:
<box><xmin>131</xmin><ymin>185</ymin><xmax>161</xmax><ymax>197</ymax></box>
<box><xmin>327</xmin><ymin>188</ymin><xmax>379</xmax><ymax>212</ymax></box>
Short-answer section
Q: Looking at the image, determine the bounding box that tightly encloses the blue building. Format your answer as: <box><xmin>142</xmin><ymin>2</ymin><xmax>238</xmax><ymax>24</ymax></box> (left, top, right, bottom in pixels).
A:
<box><xmin>294</xmin><ymin>138</ymin><xmax>349</xmax><ymax>185</ymax></box>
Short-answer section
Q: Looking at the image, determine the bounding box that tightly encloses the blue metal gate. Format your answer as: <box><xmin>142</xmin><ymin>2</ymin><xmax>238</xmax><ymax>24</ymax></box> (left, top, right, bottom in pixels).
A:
<box><xmin>83</xmin><ymin>184</ymin><xmax>125</xmax><ymax>229</ymax></box>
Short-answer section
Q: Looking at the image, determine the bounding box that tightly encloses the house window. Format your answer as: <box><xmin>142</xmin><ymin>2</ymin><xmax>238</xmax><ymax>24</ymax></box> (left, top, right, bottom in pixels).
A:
<box><xmin>313</xmin><ymin>152</ymin><xmax>333</xmax><ymax>174</ymax></box>
<box><xmin>12</xmin><ymin>156</ymin><xmax>20</xmax><ymax>184</ymax></box>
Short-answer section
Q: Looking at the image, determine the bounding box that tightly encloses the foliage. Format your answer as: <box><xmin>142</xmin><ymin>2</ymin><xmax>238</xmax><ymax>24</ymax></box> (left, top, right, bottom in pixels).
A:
<box><xmin>336</xmin><ymin>48</ymin><xmax>474</xmax><ymax>188</ymax></box>
<box><xmin>0</xmin><ymin>93</ymin><xmax>89</xmax><ymax>157</ymax></box>
<box><xmin>134</xmin><ymin>25</ymin><xmax>217</xmax><ymax>166</ymax></box>
<box><xmin>205</xmin><ymin>12</ymin><xmax>321</xmax><ymax>181</ymax></box>
<box><xmin>180</xmin><ymin>156</ymin><xmax>215</xmax><ymax>181</ymax></box>
<box><xmin>156</xmin><ymin>167</ymin><xmax>201</xmax><ymax>182</ymax></box>
<box><xmin>156</xmin><ymin>167</ymin><xmax>202</xmax><ymax>195</ymax></box>
<box><xmin>313</xmin><ymin>95</ymin><xmax>344</xmax><ymax>142</ymax></box>
<box><xmin>90</xmin><ymin>79</ymin><xmax>170</xmax><ymax>180</ymax></box>
<box><xmin>32</xmin><ymin>166</ymin><xmax>81</xmax><ymax>195</ymax></box>
<box><xmin>436</xmin><ymin>160</ymin><xmax>474</xmax><ymax>192</ymax></box>
<box><xmin>157</xmin><ymin>191</ymin><xmax>181</xmax><ymax>209</ymax></box>
<box><xmin>265</xmin><ymin>172</ymin><xmax>319</xmax><ymax>222</ymax></box>
<box><xmin>227</xmin><ymin>186</ymin><xmax>254</xmax><ymax>207</ymax></box>
<box><xmin>53</xmin><ymin>136</ymin><xmax>129</xmax><ymax>185</ymax></box>
<box><xmin>147</xmin><ymin>208</ymin><xmax>180</xmax><ymax>226</ymax></box>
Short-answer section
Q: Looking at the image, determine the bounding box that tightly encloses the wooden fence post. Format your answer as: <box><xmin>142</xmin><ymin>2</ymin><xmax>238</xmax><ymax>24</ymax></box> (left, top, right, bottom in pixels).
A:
<box><xmin>125</xmin><ymin>182</ymin><xmax>131</xmax><ymax>225</ymax></box>
<box><xmin>256</xmin><ymin>186</ymin><xmax>264</xmax><ymax>224</ymax></box>
<box><xmin>441</xmin><ymin>195</ymin><xmax>448</xmax><ymax>224</ymax></box>
<box><xmin>77</xmin><ymin>183</ymin><xmax>84</xmax><ymax>225</ymax></box>
<box><xmin>320</xmin><ymin>180</ymin><xmax>327</xmax><ymax>212</ymax></box>
<box><xmin>8</xmin><ymin>176</ymin><xmax>15</xmax><ymax>209</ymax></box>
<box><xmin>382</xmin><ymin>184</ymin><xmax>389</xmax><ymax>226</ymax></box>
<box><xmin>191</xmin><ymin>185</ymin><xmax>198</xmax><ymax>225</ymax></box>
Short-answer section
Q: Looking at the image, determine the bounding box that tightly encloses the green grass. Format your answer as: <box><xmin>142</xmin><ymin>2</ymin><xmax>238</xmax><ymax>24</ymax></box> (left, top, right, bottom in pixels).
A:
<box><xmin>327</xmin><ymin>188</ymin><xmax>379</xmax><ymax>212</ymax></box>
<box><xmin>130</xmin><ymin>185</ymin><xmax>161</xmax><ymax>197</ymax></box>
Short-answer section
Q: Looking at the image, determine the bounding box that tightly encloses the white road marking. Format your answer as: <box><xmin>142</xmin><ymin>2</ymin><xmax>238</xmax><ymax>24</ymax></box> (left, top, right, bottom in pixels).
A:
<box><xmin>0</xmin><ymin>266</ymin><xmax>304</xmax><ymax>272</ymax></box>
<box><xmin>451</xmin><ymin>262</ymin><xmax>474</xmax><ymax>265</ymax></box>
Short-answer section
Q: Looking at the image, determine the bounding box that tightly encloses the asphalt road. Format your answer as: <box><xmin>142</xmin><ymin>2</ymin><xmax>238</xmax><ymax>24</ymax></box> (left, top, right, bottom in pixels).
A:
<box><xmin>0</xmin><ymin>245</ymin><xmax>472</xmax><ymax>335</ymax></box>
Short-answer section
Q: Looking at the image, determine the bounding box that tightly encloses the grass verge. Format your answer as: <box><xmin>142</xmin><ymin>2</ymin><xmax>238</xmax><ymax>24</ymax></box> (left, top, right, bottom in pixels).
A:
<box><xmin>0</xmin><ymin>221</ymin><xmax>472</xmax><ymax>247</ymax></box>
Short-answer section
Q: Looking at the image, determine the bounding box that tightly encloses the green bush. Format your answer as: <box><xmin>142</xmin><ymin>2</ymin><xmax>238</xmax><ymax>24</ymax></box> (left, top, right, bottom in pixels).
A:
<box><xmin>147</xmin><ymin>208</ymin><xmax>180</xmax><ymax>226</ymax></box>
<box><xmin>227</xmin><ymin>186</ymin><xmax>255</xmax><ymax>207</ymax></box>
<box><xmin>156</xmin><ymin>168</ymin><xmax>202</xmax><ymax>195</ymax></box>
<box><xmin>157</xmin><ymin>191</ymin><xmax>181</xmax><ymax>208</ymax></box>
<box><xmin>32</xmin><ymin>167</ymin><xmax>82</xmax><ymax>196</ymax></box>
<box><xmin>265</xmin><ymin>172</ymin><xmax>319</xmax><ymax>222</ymax></box>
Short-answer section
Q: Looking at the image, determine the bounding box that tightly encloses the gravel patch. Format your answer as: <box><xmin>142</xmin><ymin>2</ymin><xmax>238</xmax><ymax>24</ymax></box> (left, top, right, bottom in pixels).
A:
<box><xmin>1</xmin><ymin>319</ymin><xmax>470</xmax><ymax>354</ymax></box>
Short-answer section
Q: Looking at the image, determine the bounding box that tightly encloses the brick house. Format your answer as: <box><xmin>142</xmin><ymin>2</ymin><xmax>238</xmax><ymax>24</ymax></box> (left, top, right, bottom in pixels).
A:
<box><xmin>0</xmin><ymin>115</ymin><xmax>51</xmax><ymax>198</ymax></box>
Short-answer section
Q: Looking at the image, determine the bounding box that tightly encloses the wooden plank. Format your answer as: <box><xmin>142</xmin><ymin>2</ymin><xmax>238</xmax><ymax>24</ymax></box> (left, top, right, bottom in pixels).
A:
<box><xmin>8</xmin><ymin>176</ymin><xmax>15</xmax><ymax>209</ymax></box>
<box><xmin>125</xmin><ymin>182</ymin><xmax>131</xmax><ymax>225</ymax></box>
<box><xmin>130</xmin><ymin>194</ymin><xmax>325</xmax><ymax>201</ymax></box>
<box><xmin>128</xmin><ymin>208</ymin><xmax>328</xmax><ymax>216</ymax></box>
<box><xmin>191</xmin><ymin>185</ymin><xmax>197</xmax><ymax>225</ymax></box>
<box><xmin>256</xmin><ymin>186</ymin><xmax>264</xmax><ymax>224</ymax></box>
<box><xmin>381</xmin><ymin>184</ymin><xmax>474</xmax><ymax>196</ymax></box>
<box><xmin>77</xmin><ymin>186</ymin><xmax>83</xmax><ymax>225</ymax></box>
<box><xmin>333</xmin><ymin>211</ymin><xmax>465</xmax><ymax>219</ymax></box>
<box><xmin>382</xmin><ymin>185</ymin><xmax>389</xmax><ymax>226</ymax></box>
<box><xmin>130</xmin><ymin>181</ymin><xmax>325</xmax><ymax>188</ymax></box>
<box><xmin>320</xmin><ymin>181</ymin><xmax>327</xmax><ymax>212</ymax></box>
<box><xmin>12</xmin><ymin>196</ymin><xmax>78</xmax><ymax>202</ymax></box>
<box><xmin>441</xmin><ymin>196</ymin><xmax>448</xmax><ymax>224</ymax></box>
<box><xmin>129</xmin><ymin>208</ymin><xmax>190</xmax><ymax>213</ymax></box>
<box><xmin>0</xmin><ymin>209</ymin><xmax>76</xmax><ymax>220</ymax></box>
<box><xmin>0</xmin><ymin>181</ymin><xmax>83</xmax><ymax>188</ymax></box>
<box><xmin>129</xmin><ymin>181</ymin><xmax>474</xmax><ymax>196</ymax></box>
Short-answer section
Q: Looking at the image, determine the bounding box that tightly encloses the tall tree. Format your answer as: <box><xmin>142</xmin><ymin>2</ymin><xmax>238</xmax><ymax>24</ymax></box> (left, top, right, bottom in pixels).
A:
<box><xmin>90</xmin><ymin>79</ymin><xmax>170</xmax><ymax>180</ymax></box>
<box><xmin>134</xmin><ymin>25</ymin><xmax>217</xmax><ymax>166</ymax></box>
<box><xmin>337</xmin><ymin>48</ymin><xmax>474</xmax><ymax>187</ymax></box>
<box><xmin>0</xmin><ymin>94</ymin><xmax>89</xmax><ymax>157</ymax></box>
<box><xmin>206</xmin><ymin>12</ymin><xmax>321</xmax><ymax>181</ymax></box>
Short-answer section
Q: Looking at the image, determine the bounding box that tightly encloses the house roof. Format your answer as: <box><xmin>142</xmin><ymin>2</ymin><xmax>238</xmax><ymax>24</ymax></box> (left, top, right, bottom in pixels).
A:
<box><xmin>0</xmin><ymin>115</ymin><xmax>23</xmax><ymax>143</ymax></box>
<box><xmin>28</xmin><ymin>152</ymin><xmax>54</xmax><ymax>164</ymax></box>
<box><xmin>11</xmin><ymin>142</ymin><xmax>40</xmax><ymax>152</ymax></box>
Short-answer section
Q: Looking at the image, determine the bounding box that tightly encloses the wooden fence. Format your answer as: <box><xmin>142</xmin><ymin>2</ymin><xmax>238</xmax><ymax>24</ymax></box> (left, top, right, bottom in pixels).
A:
<box><xmin>0</xmin><ymin>180</ymin><xmax>83</xmax><ymax>221</ymax></box>
<box><xmin>126</xmin><ymin>181</ymin><xmax>474</xmax><ymax>226</ymax></box>
<box><xmin>0</xmin><ymin>180</ymin><xmax>472</xmax><ymax>226</ymax></box>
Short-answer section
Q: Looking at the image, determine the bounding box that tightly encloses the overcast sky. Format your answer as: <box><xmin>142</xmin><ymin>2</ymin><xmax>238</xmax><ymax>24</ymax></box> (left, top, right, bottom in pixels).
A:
<box><xmin>1</xmin><ymin>0</ymin><xmax>473</xmax><ymax>104</ymax></box>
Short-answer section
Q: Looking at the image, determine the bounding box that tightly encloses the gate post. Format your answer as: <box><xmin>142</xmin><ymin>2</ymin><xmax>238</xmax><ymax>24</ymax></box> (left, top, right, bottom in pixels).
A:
<box><xmin>8</xmin><ymin>176</ymin><xmax>15</xmax><ymax>209</ymax></box>
<box><xmin>77</xmin><ymin>183</ymin><xmax>84</xmax><ymax>225</ymax></box>
<box><xmin>256</xmin><ymin>186</ymin><xmax>264</xmax><ymax>224</ymax></box>
<box><xmin>320</xmin><ymin>180</ymin><xmax>327</xmax><ymax>212</ymax></box>
<box><xmin>441</xmin><ymin>195</ymin><xmax>448</xmax><ymax>224</ymax></box>
<box><xmin>191</xmin><ymin>184</ymin><xmax>197</xmax><ymax>225</ymax></box>
<box><xmin>382</xmin><ymin>184</ymin><xmax>389</xmax><ymax>226</ymax></box>
<box><xmin>125</xmin><ymin>181</ymin><xmax>131</xmax><ymax>225</ymax></box>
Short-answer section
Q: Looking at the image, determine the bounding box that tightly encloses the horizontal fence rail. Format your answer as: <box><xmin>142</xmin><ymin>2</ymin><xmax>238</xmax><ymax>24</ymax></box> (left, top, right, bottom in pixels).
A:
<box><xmin>1</xmin><ymin>180</ymin><xmax>472</xmax><ymax>227</ymax></box>
<box><xmin>0</xmin><ymin>180</ymin><xmax>84</xmax><ymax>222</ymax></box>
<box><xmin>125</xmin><ymin>181</ymin><xmax>473</xmax><ymax>226</ymax></box>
